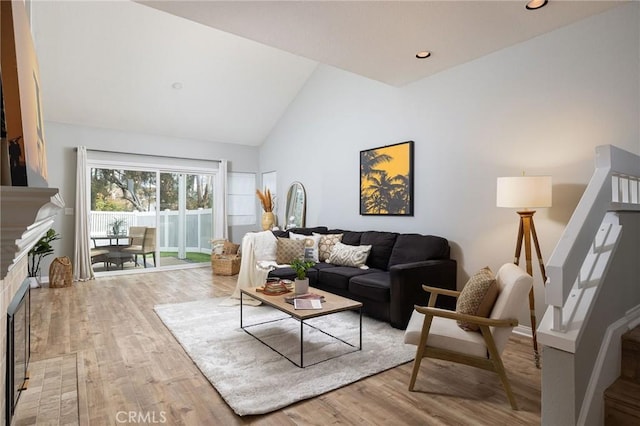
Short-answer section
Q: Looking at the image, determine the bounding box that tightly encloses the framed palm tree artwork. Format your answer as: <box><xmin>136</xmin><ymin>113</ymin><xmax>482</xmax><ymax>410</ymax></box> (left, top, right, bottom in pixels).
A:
<box><xmin>360</xmin><ymin>140</ymin><xmax>414</xmax><ymax>216</ymax></box>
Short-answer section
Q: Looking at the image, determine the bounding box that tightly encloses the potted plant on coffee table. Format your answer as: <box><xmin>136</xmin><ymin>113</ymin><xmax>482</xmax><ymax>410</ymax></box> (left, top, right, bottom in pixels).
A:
<box><xmin>291</xmin><ymin>258</ymin><xmax>315</xmax><ymax>295</ymax></box>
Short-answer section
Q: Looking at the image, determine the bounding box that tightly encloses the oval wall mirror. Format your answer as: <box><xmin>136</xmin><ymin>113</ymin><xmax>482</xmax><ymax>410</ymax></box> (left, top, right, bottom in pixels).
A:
<box><xmin>285</xmin><ymin>182</ymin><xmax>306</xmax><ymax>229</ymax></box>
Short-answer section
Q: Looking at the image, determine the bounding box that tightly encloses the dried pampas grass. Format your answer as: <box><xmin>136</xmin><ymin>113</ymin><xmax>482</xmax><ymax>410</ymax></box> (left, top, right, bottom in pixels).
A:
<box><xmin>256</xmin><ymin>188</ymin><xmax>273</xmax><ymax>212</ymax></box>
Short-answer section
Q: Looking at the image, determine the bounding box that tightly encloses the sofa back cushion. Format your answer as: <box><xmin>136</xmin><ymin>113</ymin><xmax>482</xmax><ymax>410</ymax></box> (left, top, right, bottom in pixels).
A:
<box><xmin>360</xmin><ymin>231</ymin><xmax>399</xmax><ymax>270</ymax></box>
<box><xmin>286</xmin><ymin>226</ymin><xmax>328</xmax><ymax>236</ymax></box>
<box><xmin>388</xmin><ymin>234</ymin><xmax>450</xmax><ymax>267</ymax></box>
<box><xmin>327</xmin><ymin>230</ymin><xmax>363</xmax><ymax>246</ymax></box>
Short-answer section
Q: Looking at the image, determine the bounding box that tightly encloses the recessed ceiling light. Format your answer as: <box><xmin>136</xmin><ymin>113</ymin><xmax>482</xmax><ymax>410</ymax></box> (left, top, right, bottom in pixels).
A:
<box><xmin>416</xmin><ymin>51</ymin><xmax>431</xmax><ymax>59</ymax></box>
<box><xmin>526</xmin><ymin>0</ymin><xmax>548</xmax><ymax>10</ymax></box>
<box><xmin>171</xmin><ymin>82</ymin><xmax>183</xmax><ymax>90</ymax></box>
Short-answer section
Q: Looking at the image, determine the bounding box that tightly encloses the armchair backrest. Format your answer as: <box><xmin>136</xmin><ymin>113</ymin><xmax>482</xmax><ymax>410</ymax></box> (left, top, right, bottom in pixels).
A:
<box><xmin>143</xmin><ymin>227</ymin><xmax>157</xmax><ymax>251</ymax></box>
<box><xmin>128</xmin><ymin>226</ymin><xmax>146</xmax><ymax>246</ymax></box>
<box><xmin>489</xmin><ymin>263</ymin><xmax>533</xmax><ymax>354</ymax></box>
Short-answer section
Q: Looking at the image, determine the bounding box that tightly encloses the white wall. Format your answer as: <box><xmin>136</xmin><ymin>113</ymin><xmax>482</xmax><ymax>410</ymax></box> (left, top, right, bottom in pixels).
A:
<box><xmin>260</xmin><ymin>3</ymin><xmax>640</xmax><ymax>329</ymax></box>
<box><xmin>44</xmin><ymin>122</ymin><xmax>261</xmax><ymax>267</ymax></box>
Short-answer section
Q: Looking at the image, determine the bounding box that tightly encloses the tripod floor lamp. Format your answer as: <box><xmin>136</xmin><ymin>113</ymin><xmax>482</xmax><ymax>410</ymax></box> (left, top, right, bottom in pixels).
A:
<box><xmin>497</xmin><ymin>175</ymin><xmax>552</xmax><ymax>368</ymax></box>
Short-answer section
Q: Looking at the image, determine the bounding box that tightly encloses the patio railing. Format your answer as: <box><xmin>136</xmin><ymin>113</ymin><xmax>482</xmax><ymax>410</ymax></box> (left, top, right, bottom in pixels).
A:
<box><xmin>90</xmin><ymin>209</ymin><xmax>213</xmax><ymax>253</ymax></box>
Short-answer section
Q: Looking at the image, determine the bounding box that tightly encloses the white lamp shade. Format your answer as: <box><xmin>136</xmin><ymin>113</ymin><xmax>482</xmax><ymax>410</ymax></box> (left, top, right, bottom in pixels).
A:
<box><xmin>497</xmin><ymin>176</ymin><xmax>552</xmax><ymax>209</ymax></box>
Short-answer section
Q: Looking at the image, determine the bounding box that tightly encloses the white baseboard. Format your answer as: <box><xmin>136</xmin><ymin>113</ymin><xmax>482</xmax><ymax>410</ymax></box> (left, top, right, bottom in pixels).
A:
<box><xmin>513</xmin><ymin>325</ymin><xmax>533</xmax><ymax>338</ymax></box>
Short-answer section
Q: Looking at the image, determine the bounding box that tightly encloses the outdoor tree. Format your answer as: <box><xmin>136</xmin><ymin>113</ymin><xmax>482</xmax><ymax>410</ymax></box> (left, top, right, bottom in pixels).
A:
<box><xmin>92</xmin><ymin>168</ymin><xmax>213</xmax><ymax>212</ymax></box>
<box><xmin>92</xmin><ymin>169</ymin><xmax>155</xmax><ymax>211</ymax></box>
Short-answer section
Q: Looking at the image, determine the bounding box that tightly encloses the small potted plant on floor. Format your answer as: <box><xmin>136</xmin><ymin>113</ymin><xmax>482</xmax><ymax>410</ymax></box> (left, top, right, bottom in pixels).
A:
<box><xmin>291</xmin><ymin>258</ymin><xmax>315</xmax><ymax>295</ymax></box>
<box><xmin>28</xmin><ymin>228</ymin><xmax>61</xmax><ymax>288</ymax></box>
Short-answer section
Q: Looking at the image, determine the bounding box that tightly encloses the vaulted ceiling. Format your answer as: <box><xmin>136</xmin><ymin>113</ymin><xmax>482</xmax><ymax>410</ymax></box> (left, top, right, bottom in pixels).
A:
<box><xmin>32</xmin><ymin>1</ymin><xmax>625</xmax><ymax>147</ymax></box>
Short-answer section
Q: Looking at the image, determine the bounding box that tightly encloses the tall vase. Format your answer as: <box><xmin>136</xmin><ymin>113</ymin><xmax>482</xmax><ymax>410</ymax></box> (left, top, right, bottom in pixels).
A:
<box><xmin>261</xmin><ymin>212</ymin><xmax>275</xmax><ymax>230</ymax></box>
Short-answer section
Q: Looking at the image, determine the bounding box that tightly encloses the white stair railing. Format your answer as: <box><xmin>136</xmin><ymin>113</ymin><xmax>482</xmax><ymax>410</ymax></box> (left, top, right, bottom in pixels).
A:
<box><xmin>539</xmin><ymin>145</ymin><xmax>640</xmax><ymax>351</ymax></box>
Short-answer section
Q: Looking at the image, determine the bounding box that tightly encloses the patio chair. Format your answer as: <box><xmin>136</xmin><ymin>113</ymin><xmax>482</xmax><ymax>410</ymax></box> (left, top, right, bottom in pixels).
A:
<box><xmin>90</xmin><ymin>247</ymin><xmax>109</xmax><ymax>267</ymax></box>
<box><xmin>126</xmin><ymin>226</ymin><xmax>146</xmax><ymax>248</ymax></box>
<box><xmin>122</xmin><ymin>227</ymin><xmax>156</xmax><ymax>267</ymax></box>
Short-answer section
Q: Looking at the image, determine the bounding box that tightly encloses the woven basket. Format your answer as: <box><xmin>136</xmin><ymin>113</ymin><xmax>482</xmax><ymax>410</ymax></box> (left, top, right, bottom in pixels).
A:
<box><xmin>211</xmin><ymin>254</ymin><xmax>241</xmax><ymax>276</ymax></box>
<box><xmin>49</xmin><ymin>256</ymin><xmax>73</xmax><ymax>288</ymax></box>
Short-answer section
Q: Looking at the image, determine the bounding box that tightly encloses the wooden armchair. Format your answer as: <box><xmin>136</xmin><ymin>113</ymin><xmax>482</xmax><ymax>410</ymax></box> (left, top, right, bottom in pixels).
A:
<box><xmin>403</xmin><ymin>263</ymin><xmax>532</xmax><ymax>410</ymax></box>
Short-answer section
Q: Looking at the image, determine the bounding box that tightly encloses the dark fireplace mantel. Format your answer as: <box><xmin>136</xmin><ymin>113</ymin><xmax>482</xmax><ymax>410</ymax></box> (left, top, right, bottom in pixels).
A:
<box><xmin>0</xmin><ymin>186</ymin><xmax>64</xmax><ymax>280</ymax></box>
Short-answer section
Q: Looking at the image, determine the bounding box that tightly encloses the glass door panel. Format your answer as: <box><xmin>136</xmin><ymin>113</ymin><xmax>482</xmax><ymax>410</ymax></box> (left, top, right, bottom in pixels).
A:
<box><xmin>159</xmin><ymin>172</ymin><xmax>213</xmax><ymax>267</ymax></box>
<box><xmin>90</xmin><ymin>167</ymin><xmax>157</xmax><ymax>272</ymax></box>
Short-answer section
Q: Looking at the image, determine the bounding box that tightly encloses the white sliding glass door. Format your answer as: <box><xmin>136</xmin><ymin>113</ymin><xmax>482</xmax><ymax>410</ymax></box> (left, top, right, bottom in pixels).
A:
<box><xmin>89</xmin><ymin>160</ymin><xmax>215</xmax><ymax>274</ymax></box>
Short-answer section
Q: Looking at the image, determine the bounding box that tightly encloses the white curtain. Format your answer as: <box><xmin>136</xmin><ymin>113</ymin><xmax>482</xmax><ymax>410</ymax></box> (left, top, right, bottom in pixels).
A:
<box><xmin>214</xmin><ymin>159</ymin><xmax>228</xmax><ymax>239</ymax></box>
<box><xmin>73</xmin><ymin>146</ymin><xmax>94</xmax><ymax>281</ymax></box>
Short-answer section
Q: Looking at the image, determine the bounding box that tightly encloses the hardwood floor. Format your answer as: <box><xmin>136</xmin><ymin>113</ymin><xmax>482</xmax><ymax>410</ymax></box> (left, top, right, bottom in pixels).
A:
<box><xmin>29</xmin><ymin>268</ymin><xmax>541</xmax><ymax>425</ymax></box>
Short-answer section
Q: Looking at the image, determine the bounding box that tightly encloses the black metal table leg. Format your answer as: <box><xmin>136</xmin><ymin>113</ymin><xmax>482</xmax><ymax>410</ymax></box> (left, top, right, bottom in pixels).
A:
<box><xmin>300</xmin><ymin>320</ymin><xmax>304</xmax><ymax>367</ymax></box>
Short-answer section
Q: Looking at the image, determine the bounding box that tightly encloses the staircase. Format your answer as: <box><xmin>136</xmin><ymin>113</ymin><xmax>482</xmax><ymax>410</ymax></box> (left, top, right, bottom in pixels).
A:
<box><xmin>538</xmin><ymin>145</ymin><xmax>640</xmax><ymax>425</ymax></box>
<box><xmin>604</xmin><ymin>326</ymin><xmax>640</xmax><ymax>424</ymax></box>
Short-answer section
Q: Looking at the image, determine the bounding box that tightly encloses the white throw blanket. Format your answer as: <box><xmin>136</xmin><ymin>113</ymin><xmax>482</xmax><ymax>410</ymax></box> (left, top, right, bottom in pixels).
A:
<box><xmin>220</xmin><ymin>231</ymin><xmax>278</xmax><ymax>306</ymax></box>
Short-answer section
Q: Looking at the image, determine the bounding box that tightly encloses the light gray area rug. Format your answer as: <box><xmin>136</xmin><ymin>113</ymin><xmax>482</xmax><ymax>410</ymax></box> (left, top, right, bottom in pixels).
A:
<box><xmin>154</xmin><ymin>298</ymin><xmax>416</xmax><ymax>416</ymax></box>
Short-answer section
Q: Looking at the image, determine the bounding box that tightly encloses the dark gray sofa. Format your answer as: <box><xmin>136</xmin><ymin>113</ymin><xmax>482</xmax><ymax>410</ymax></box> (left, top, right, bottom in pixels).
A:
<box><xmin>268</xmin><ymin>226</ymin><xmax>456</xmax><ymax>329</ymax></box>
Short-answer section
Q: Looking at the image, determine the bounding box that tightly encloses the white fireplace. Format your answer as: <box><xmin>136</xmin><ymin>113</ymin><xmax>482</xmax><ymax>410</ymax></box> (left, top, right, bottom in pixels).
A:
<box><xmin>0</xmin><ymin>186</ymin><xmax>64</xmax><ymax>424</ymax></box>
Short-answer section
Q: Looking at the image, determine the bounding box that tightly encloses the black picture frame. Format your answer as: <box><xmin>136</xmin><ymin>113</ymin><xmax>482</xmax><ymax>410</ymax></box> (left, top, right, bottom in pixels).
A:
<box><xmin>360</xmin><ymin>140</ymin><xmax>414</xmax><ymax>216</ymax></box>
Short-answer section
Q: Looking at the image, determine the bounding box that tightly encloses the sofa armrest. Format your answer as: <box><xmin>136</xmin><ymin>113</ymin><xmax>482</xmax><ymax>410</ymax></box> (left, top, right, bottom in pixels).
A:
<box><xmin>389</xmin><ymin>259</ymin><xmax>457</xmax><ymax>329</ymax></box>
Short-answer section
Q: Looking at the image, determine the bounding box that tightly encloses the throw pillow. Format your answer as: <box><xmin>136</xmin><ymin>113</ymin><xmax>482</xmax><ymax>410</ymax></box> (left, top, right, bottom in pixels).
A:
<box><xmin>210</xmin><ymin>239</ymin><xmax>226</xmax><ymax>255</ymax></box>
<box><xmin>276</xmin><ymin>238</ymin><xmax>305</xmax><ymax>265</ymax></box>
<box><xmin>289</xmin><ymin>232</ymin><xmax>321</xmax><ymax>262</ymax></box>
<box><xmin>327</xmin><ymin>242</ymin><xmax>372</xmax><ymax>268</ymax></box>
<box><xmin>222</xmin><ymin>241</ymin><xmax>240</xmax><ymax>255</ymax></box>
<box><xmin>315</xmin><ymin>233</ymin><xmax>343</xmax><ymax>262</ymax></box>
<box><xmin>456</xmin><ymin>266</ymin><xmax>499</xmax><ymax>332</ymax></box>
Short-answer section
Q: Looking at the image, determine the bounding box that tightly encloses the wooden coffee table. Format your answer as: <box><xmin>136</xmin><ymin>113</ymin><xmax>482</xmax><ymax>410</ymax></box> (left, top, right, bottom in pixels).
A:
<box><xmin>240</xmin><ymin>286</ymin><xmax>363</xmax><ymax>368</ymax></box>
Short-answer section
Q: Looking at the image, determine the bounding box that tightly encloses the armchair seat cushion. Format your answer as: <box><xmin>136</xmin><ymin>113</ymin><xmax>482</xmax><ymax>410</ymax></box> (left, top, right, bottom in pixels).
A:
<box><xmin>349</xmin><ymin>272</ymin><xmax>391</xmax><ymax>302</ymax></box>
<box><xmin>404</xmin><ymin>310</ymin><xmax>487</xmax><ymax>358</ymax></box>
